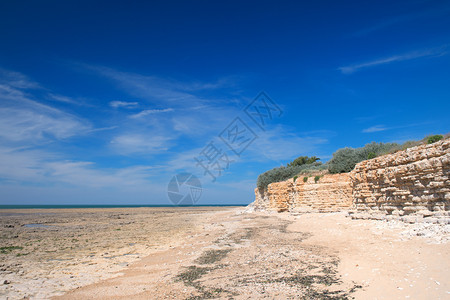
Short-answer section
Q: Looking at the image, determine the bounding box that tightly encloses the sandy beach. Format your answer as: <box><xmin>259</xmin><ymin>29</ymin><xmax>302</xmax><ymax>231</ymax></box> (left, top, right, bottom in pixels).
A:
<box><xmin>1</xmin><ymin>207</ymin><xmax>449</xmax><ymax>299</ymax></box>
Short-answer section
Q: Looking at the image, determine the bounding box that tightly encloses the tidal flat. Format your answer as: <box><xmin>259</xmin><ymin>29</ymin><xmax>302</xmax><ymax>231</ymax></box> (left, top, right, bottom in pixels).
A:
<box><xmin>0</xmin><ymin>206</ymin><xmax>230</xmax><ymax>299</ymax></box>
<box><xmin>1</xmin><ymin>207</ymin><xmax>449</xmax><ymax>299</ymax></box>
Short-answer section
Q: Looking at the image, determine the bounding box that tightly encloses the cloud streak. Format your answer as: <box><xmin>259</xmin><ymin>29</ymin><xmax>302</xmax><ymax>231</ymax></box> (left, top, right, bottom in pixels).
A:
<box><xmin>0</xmin><ymin>68</ymin><xmax>159</xmax><ymax>189</ymax></box>
<box><xmin>0</xmin><ymin>72</ymin><xmax>91</xmax><ymax>145</ymax></box>
<box><xmin>0</xmin><ymin>68</ymin><xmax>41</xmax><ymax>90</ymax></box>
<box><xmin>339</xmin><ymin>47</ymin><xmax>448</xmax><ymax>74</ymax></box>
<box><xmin>83</xmin><ymin>65</ymin><xmax>209</xmax><ymax>106</ymax></box>
<box><xmin>110</xmin><ymin>134</ymin><xmax>173</xmax><ymax>155</ymax></box>
<box><xmin>109</xmin><ymin>100</ymin><xmax>139</xmax><ymax>108</ymax></box>
<box><xmin>362</xmin><ymin>125</ymin><xmax>388</xmax><ymax>133</ymax></box>
<box><xmin>362</xmin><ymin>121</ymin><xmax>433</xmax><ymax>133</ymax></box>
<box><xmin>0</xmin><ymin>145</ymin><xmax>157</xmax><ymax>187</ymax></box>
<box><xmin>129</xmin><ymin>108</ymin><xmax>174</xmax><ymax>119</ymax></box>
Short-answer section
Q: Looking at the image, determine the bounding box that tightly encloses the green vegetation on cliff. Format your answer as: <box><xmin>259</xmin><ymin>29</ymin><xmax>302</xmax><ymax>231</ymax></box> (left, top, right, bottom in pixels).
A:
<box><xmin>257</xmin><ymin>157</ymin><xmax>326</xmax><ymax>189</ymax></box>
<box><xmin>257</xmin><ymin>133</ymin><xmax>448</xmax><ymax>189</ymax></box>
<box><xmin>328</xmin><ymin>142</ymin><xmax>400</xmax><ymax>174</ymax></box>
<box><xmin>427</xmin><ymin>134</ymin><xmax>443</xmax><ymax>144</ymax></box>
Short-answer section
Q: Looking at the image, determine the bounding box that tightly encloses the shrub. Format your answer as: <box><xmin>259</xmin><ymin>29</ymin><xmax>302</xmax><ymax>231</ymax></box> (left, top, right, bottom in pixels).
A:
<box><xmin>287</xmin><ymin>156</ymin><xmax>319</xmax><ymax>167</ymax></box>
<box><xmin>328</xmin><ymin>142</ymin><xmax>400</xmax><ymax>174</ymax></box>
<box><xmin>303</xmin><ymin>176</ymin><xmax>308</xmax><ymax>183</ymax></box>
<box><xmin>293</xmin><ymin>176</ymin><xmax>298</xmax><ymax>182</ymax></box>
<box><xmin>367</xmin><ymin>152</ymin><xmax>376</xmax><ymax>159</ymax></box>
<box><xmin>314</xmin><ymin>175</ymin><xmax>320</xmax><ymax>183</ymax></box>
<box><xmin>327</xmin><ymin>147</ymin><xmax>359</xmax><ymax>174</ymax></box>
<box><xmin>427</xmin><ymin>134</ymin><xmax>443</xmax><ymax>144</ymax></box>
<box><xmin>296</xmin><ymin>164</ymin><xmax>328</xmax><ymax>175</ymax></box>
<box><xmin>257</xmin><ymin>162</ymin><xmax>326</xmax><ymax>189</ymax></box>
<box><xmin>360</xmin><ymin>141</ymin><xmax>401</xmax><ymax>157</ymax></box>
<box><xmin>257</xmin><ymin>165</ymin><xmax>301</xmax><ymax>189</ymax></box>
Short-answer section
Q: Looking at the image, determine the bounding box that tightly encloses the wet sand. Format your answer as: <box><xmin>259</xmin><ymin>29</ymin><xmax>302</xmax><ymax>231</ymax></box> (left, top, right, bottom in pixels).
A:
<box><xmin>1</xmin><ymin>207</ymin><xmax>449</xmax><ymax>299</ymax></box>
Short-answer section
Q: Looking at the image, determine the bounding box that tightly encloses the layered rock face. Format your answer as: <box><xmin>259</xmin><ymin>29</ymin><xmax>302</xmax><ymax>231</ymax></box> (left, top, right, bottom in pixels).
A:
<box><xmin>254</xmin><ymin>173</ymin><xmax>352</xmax><ymax>212</ymax></box>
<box><xmin>350</xmin><ymin>139</ymin><xmax>450</xmax><ymax>223</ymax></box>
<box><xmin>253</xmin><ymin>139</ymin><xmax>450</xmax><ymax>223</ymax></box>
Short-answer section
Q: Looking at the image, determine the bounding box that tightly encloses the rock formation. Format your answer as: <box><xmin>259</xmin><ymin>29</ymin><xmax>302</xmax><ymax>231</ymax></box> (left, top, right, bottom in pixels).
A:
<box><xmin>350</xmin><ymin>139</ymin><xmax>450</xmax><ymax>223</ymax></box>
<box><xmin>254</xmin><ymin>173</ymin><xmax>352</xmax><ymax>212</ymax></box>
<box><xmin>253</xmin><ymin>139</ymin><xmax>450</xmax><ymax>223</ymax></box>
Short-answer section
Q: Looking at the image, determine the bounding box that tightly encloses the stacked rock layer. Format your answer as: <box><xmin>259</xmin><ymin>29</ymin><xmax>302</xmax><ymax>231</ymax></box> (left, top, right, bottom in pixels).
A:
<box><xmin>254</xmin><ymin>139</ymin><xmax>450</xmax><ymax>223</ymax></box>
<box><xmin>254</xmin><ymin>173</ymin><xmax>352</xmax><ymax>213</ymax></box>
<box><xmin>349</xmin><ymin>139</ymin><xmax>450</xmax><ymax>223</ymax></box>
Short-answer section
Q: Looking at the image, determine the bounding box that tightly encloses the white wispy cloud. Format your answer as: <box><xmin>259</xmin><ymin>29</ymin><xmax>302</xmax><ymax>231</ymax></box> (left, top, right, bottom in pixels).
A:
<box><xmin>81</xmin><ymin>64</ymin><xmax>233</xmax><ymax>108</ymax></box>
<box><xmin>44</xmin><ymin>161</ymin><xmax>156</xmax><ymax>187</ymax></box>
<box><xmin>0</xmin><ymin>68</ymin><xmax>41</xmax><ymax>90</ymax></box>
<box><xmin>0</xmin><ymin>146</ymin><xmax>55</xmax><ymax>182</ymax></box>
<box><xmin>47</xmin><ymin>93</ymin><xmax>79</xmax><ymax>104</ymax></box>
<box><xmin>77</xmin><ymin>63</ymin><xmax>245</xmax><ymax>137</ymax></box>
<box><xmin>339</xmin><ymin>47</ymin><xmax>448</xmax><ymax>74</ymax></box>
<box><xmin>110</xmin><ymin>134</ymin><xmax>173</xmax><ymax>155</ymax></box>
<box><xmin>362</xmin><ymin>121</ymin><xmax>433</xmax><ymax>133</ymax></box>
<box><xmin>0</xmin><ymin>145</ymin><xmax>158</xmax><ymax>187</ymax></box>
<box><xmin>87</xmin><ymin>126</ymin><xmax>118</xmax><ymax>133</ymax></box>
<box><xmin>0</xmin><ymin>107</ymin><xmax>89</xmax><ymax>143</ymax></box>
<box><xmin>0</xmin><ymin>68</ymin><xmax>172</xmax><ymax>190</ymax></box>
<box><xmin>129</xmin><ymin>108</ymin><xmax>174</xmax><ymax>119</ymax></box>
<box><xmin>2</xmin><ymin>65</ymin><xmax>322</xmax><ymax>197</ymax></box>
<box><xmin>0</xmin><ymin>71</ymin><xmax>91</xmax><ymax>145</ymax></box>
<box><xmin>47</xmin><ymin>93</ymin><xmax>93</xmax><ymax>106</ymax></box>
<box><xmin>362</xmin><ymin>125</ymin><xmax>388</xmax><ymax>133</ymax></box>
<box><xmin>109</xmin><ymin>100</ymin><xmax>139</xmax><ymax>108</ymax></box>
<box><xmin>164</xmin><ymin>146</ymin><xmax>207</xmax><ymax>174</ymax></box>
<box><xmin>81</xmin><ymin>64</ymin><xmax>244</xmax><ymax>139</ymax></box>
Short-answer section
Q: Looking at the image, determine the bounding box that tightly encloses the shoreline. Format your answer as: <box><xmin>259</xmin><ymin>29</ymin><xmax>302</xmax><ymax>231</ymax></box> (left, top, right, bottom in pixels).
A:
<box><xmin>0</xmin><ymin>205</ymin><xmax>247</xmax><ymax>210</ymax></box>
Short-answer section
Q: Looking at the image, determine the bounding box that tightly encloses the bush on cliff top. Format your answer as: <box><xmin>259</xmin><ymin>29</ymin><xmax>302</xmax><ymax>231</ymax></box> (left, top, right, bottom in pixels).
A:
<box><xmin>256</xmin><ymin>133</ymin><xmax>448</xmax><ymax>188</ymax></box>
<box><xmin>328</xmin><ymin>142</ymin><xmax>401</xmax><ymax>174</ymax></box>
<box><xmin>427</xmin><ymin>134</ymin><xmax>443</xmax><ymax>144</ymax></box>
<box><xmin>287</xmin><ymin>156</ymin><xmax>319</xmax><ymax>167</ymax></box>
<box><xmin>257</xmin><ymin>156</ymin><xmax>326</xmax><ymax>189</ymax></box>
<box><xmin>367</xmin><ymin>152</ymin><xmax>377</xmax><ymax>159</ymax></box>
<box><xmin>328</xmin><ymin>134</ymin><xmax>448</xmax><ymax>174</ymax></box>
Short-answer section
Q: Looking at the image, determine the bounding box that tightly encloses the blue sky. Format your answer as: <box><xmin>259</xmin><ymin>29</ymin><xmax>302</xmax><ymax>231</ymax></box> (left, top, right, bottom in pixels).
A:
<box><xmin>0</xmin><ymin>0</ymin><xmax>449</xmax><ymax>205</ymax></box>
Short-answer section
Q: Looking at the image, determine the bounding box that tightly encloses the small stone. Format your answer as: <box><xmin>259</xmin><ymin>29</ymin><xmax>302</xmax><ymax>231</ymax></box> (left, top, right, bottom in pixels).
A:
<box><xmin>3</xmin><ymin>280</ymin><xmax>11</xmax><ymax>284</ymax></box>
<box><xmin>423</xmin><ymin>217</ymin><xmax>438</xmax><ymax>224</ymax></box>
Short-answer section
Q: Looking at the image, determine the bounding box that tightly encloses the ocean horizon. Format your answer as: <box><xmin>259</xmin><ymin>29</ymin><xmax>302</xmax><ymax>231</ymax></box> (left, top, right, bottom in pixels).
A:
<box><xmin>0</xmin><ymin>204</ymin><xmax>247</xmax><ymax>209</ymax></box>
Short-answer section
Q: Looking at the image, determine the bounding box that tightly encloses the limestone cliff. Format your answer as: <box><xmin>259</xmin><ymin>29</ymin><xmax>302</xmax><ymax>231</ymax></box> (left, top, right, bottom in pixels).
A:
<box><xmin>350</xmin><ymin>139</ymin><xmax>450</xmax><ymax>223</ymax></box>
<box><xmin>254</xmin><ymin>173</ymin><xmax>352</xmax><ymax>212</ymax></box>
<box><xmin>253</xmin><ymin>139</ymin><xmax>450</xmax><ymax>223</ymax></box>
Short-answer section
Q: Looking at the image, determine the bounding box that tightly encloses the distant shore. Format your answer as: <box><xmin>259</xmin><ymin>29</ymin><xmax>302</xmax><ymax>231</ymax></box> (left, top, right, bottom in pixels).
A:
<box><xmin>0</xmin><ymin>204</ymin><xmax>247</xmax><ymax>209</ymax></box>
